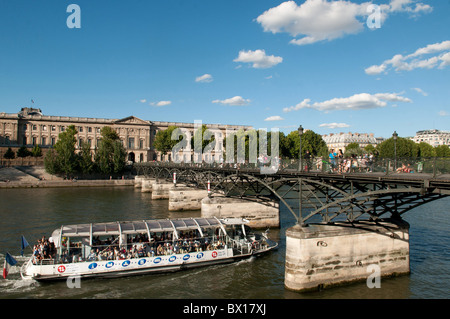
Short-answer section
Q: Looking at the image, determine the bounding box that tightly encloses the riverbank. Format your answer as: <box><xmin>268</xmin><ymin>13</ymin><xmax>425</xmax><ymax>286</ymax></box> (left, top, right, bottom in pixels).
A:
<box><xmin>0</xmin><ymin>166</ymin><xmax>135</xmax><ymax>188</ymax></box>
<box><xmin>0</xmin><ymin>179</ymin><xmax>135</xmax><ymax>188</ymax></box>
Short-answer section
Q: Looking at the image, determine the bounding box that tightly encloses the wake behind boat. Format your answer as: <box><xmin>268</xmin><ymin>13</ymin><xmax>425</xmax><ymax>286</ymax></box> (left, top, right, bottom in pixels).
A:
<box><xmin>20</xmin><ymin>217</ymin><xmax>277</xmax><ymax>281</ymax></box>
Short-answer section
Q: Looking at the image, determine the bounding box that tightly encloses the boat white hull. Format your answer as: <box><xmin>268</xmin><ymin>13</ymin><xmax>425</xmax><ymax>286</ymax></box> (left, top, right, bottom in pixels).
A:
<box><xmin>22</xmin><ymin>245</ymin><xmax>276</xmax><ymax>282</ymax></box>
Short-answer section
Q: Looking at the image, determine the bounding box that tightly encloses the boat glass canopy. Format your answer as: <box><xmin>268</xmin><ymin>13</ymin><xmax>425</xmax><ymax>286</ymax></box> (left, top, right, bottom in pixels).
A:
<box><xmin>51</xmin><ymin>218</ymin><xmax>247</xmax><ymax>248</ymax></box>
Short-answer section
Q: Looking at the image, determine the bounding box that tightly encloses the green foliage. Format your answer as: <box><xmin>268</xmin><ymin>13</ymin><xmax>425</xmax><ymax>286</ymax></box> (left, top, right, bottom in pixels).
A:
<box><xmin>364</xmin><ymin>144</ymin><xmax>377</xmax><ymax>155</ymax></box>
<box><xmin>153</xmin><ymin>126</ymin><xmax>186</xmax><ymax>155</ymax></box>
<box><xmin>78</xmin><ymin>141</ymin><xmax>94</xmax><ymax>174</ymax></box>
<box><xmin>53</xmin><ymin>125</ymin><xmax>78</xmax><ymax>177</ymax></box>
<box><xmin>417</xmin><ymin>142</ymin><xmax>436</xmax><ymax>157</ymax></box>
<box><xmin>285</xmin><ymin>130</ymin><xmax>328</xmax><ymax>158</ymax></box>
<box><xmin>376</xmin><ymin>137</ymin><xmax>419</xmax><ymax>158</ymax></box>
<box><xmin>94</xmin><ymin>126</ymin><xmax>127</xmax><ymax>175</ymax></box>
<box><xmin>3</xmin><ymin>147</ymin><xmax>15</xmax><ymax>159</ymax></box>
<box><xmin>435</xmin><ymin>145</ymin><xmax>450</xmax><ymax>157</ymax></box>
<box><xmin>31</xmin><ymin>145</ymin><xmax>42</xmax><ymax>157</ymax></box>
<box><xmin>44</xmin><ymin>148</ymin><xmax>60</xmax><ymax>175</ymax></box>
<box><xmin>16</xmin><ymin>146</ymin><xmax>31</xmax><ymax>158</ymax></box>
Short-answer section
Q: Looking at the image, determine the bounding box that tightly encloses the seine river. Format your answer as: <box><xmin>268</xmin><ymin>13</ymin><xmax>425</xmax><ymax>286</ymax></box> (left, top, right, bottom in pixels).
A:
<box><xmin>0</xmin><ymin>186</ymin><xmax>449</xmax><ymax>300</ymax></box>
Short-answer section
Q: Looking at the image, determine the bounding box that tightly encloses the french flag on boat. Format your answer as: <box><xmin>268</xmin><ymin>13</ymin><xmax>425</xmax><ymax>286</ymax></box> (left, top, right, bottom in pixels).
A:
<box><xmin>21</xmin><ymin>235</ymin><xmax>29</xmax><ymax>256</ymax></box>
<box><xmin>3</xmin><ymin>252</ymin><xmax>18</xmax><ymax>279</ymax></box>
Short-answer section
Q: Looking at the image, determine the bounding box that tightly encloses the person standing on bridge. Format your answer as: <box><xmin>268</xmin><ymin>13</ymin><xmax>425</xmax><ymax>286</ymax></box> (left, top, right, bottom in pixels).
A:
<box><xmin>329</xmin><ymin>149</ymin><xmax>337</xmax><ymax>172</ymax></box>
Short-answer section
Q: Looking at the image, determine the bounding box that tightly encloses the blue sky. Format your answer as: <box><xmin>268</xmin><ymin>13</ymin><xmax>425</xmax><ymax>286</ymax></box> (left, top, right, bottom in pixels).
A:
<box><xmin>0</xmin><ymin>0</ymin><xmax>449</xmax><ymax>139</ymax></box>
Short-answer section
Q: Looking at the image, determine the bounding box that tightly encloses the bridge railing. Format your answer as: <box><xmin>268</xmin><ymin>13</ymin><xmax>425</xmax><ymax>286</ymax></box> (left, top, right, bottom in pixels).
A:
<box><xmin>136</xmin><ymin>157</ymin><xmax>450</xmax><ymax>177</ymax></box>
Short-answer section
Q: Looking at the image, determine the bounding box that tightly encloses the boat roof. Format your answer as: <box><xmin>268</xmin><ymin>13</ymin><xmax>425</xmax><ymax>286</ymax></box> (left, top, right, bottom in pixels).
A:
<box><xmin>51</xmin><ymin>217</ymin><xmax>248</xmax><ymax>239</ymax></box>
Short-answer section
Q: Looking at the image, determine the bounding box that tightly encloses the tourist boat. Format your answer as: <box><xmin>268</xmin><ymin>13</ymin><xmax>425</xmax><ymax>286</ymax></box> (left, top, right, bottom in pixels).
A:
<box><xmin>20</xmin><ymin>217</ymin><xmax>277</xmax><ymax>281</ymax></box>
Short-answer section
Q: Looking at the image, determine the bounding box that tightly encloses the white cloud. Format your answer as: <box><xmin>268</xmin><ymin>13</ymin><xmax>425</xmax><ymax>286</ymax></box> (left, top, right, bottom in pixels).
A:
<box><xmin>139</xmin><ymin>99</ymin><xmax>147</xmax><ymax>103</ymax></box>
<box><xmin>234</xmin><ymin>49</ymin><xmax>282</xmax><ymax>69</ymax></box>
<box><xmin>256</xmin><ymin>0</ymin><xmax>432</xmax><ymax>46</ymax></box>
<box><xmin>365</xmin><ymin>40</ymin><xmax>450</xmax><ymax>75</ymax></box>
<box><xmin>150</xmin><ymin>100</ymin><xmax>172</xmax><ymax>107</ymax></box>
<box><xmin>283</xmin><ymin>92</ymin><xmax>411</xmax><ymax>113</ymax></box>
<box><xmin>212</xmin><ymin>96</ymin><xmax>251</xmax><ymax>106</ymax></box>
<box><xmin>319</xmin><ymin>123</ymin><xmax>350</xmax><ymax>129</ymax></box>
<box><xmin>412</xmin><ymin>87</ymin><xmax>428</xmax><ymax>96</ymax></box>
<box><xmin>264</xmin><ymin>115</ymin><xmax>284</xmax><ymax>121</ymax></box>
<box><xmin>438</xmin><ymin>110</ymin><xmax>449</xmax><ymax>117</ymax></box>
<box><xmin>195</xmin><ymin>74</ymin><xmax>213</xmax><ymax>83</ymax></box>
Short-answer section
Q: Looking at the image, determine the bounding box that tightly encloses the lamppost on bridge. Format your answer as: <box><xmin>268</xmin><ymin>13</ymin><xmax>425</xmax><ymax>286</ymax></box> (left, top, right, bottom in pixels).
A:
<box><xmin>298</xmin><ymin>125</ymin><xmax>304</xmax><ymax>172</ymax></box>
<box><xmin>393</xmin><ymin>131</ymin><xmax>398</xmax><ymax>171</ymax></box>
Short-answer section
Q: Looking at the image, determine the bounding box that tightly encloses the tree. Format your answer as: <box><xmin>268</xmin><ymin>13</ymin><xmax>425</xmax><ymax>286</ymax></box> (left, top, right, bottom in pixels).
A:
<box><xmin>376</xmin><ymin>137</ymin><xmax>419</xmax><ymax>158</ymax></box>
<box><xmin>435</xmin><ymin>145</ymin><xmax>450</xmax><ymax>157</ymax></box>
<box><xmin>44</xmin><ymin>148</ymin><xmax>60</xmax><ymax>175</ymax></box>
<box><xmin>285</xmin><ymin>129</ymin><xmax>328</xmax><ymax>159</ymax></box>
<box><xmin>153</xmin><ymin>126</ymin><xmax>186</xmax><ymax>156</ymax></box>
<box><xmin>3</xmin><ymin>147</ymin><xmax>15</xmax><ymax>159</ymax></box>
<box><xmin>16</xmin><ymin>146</ymin><xmax>31</xmax><ymax>158</ymax></box>
<box><xmin>364</xmin><ymin>144</ymin><xmax>377</xmax><ymax>155</ymax></box>
<box><xmin>52</xmin><ymin>125</ymin><xmax>78</xmax><ymax>177</ymax></box>
<box><xmin>417</xmin><ymin>142</ymin><xmax>436</xmax><ymax>157</ymax></box>
<box><xmin>94</xmin><ymin>126</ymin><xmax>127</xmax><ymax>174</ymax></box>
<box><xmin>78</xmin><ymin>141</ymin><xmax>94</xmax><ymax>174</ymax></box>
<box><xmin>31</xmin><ymin>145</ymin><xmax>42</xmax><ymax>157</ymax></box>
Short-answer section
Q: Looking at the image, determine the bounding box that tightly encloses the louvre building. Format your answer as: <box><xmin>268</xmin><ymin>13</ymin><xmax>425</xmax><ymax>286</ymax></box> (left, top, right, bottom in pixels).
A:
<box><xmin>0</xmin><ymin>107</ymin><xmax>250</xmax><ymax>163</ymax></box>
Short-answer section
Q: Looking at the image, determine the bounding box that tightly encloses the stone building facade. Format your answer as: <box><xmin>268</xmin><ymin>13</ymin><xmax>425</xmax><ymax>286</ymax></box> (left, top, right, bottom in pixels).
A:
<box><xmin>321</xmin><ymin>132</ymin><xmax>384</xmax><ymax>152</ymax></box>
<box><xmin>0</xmin><ymin>107</ymin><xmax>251</xmax><ymax>163</ymax></box>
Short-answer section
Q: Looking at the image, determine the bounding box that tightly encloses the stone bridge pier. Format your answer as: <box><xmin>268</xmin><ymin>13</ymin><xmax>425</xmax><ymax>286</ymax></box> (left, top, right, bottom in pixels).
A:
<box><xmin>284</xmin><ymin>219</ymin><xmax>410</xmax><ymax>292</ymax></box>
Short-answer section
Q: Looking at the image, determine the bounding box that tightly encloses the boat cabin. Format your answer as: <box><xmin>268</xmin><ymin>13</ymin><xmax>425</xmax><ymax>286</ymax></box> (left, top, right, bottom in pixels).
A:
<box><xmin>45</xmin><ymin>218</ymin><xmax>252</xmax><ymax>264</ymax></box>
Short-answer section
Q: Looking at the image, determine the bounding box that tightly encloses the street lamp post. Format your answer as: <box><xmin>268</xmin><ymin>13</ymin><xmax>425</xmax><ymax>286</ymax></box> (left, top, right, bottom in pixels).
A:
<box><xmin>393</xmin><ymin>131</ymin><xmax>398</xmax><ymax>171</ymax></box>
<box><xmin>298</xmin><ymin>125</ymin><xmax>304</xmax><ymax>172</ymax></box>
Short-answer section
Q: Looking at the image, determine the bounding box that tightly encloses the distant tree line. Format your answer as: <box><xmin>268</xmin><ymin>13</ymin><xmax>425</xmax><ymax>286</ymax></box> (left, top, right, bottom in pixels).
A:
<box><xmin>3</xmin><ymin>145</ymin><xmax>43</xmax><ymax>159</ymax></box>
<box><xmin>152</xmin><ymin>127</ymin><xmax>450</xmax><ymax>161</ymax></box>
<box><xmin>44</xmin><ymin>125</ymin><xmax>127</xmax><ymax>178</ymax></box>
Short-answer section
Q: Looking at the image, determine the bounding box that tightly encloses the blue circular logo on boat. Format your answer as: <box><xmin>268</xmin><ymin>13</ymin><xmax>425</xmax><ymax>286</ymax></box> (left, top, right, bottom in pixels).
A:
<box><xmin>169</xmin><ymin>256</ymin><xmax>176</xmax><ymax>262</ymax></box>
<box><xmin>197</xmin><ymin>252</ymin><xmax>204</xmax><ymax>259</ymax></box>
<box><xmin>88</xmin><ymin>263</ymin><xmax>97</xmax><ymax>270</ymax></box>
<box><xmin>138</xmin><ymin>259</ymin><xmax>146</xmax><ymax>266</ymax></box>
<box><xmin>153</xmin><ymin>257</ymin><xmax>161</xmax><ymax>264</ymax></box>
<box><xmin>183</xmin><ymin>254</ymin><xmax>190</xmax><ymax>261</ymax></box>
<box><xmin>122</xmin><ymin>260</ymin><xmax>130</xmax><ymax>267</ymax></box>
<box><xmin>105</xmin><ymin>261</ymin><xmax>114</xmax><ymax>268</ymax></box>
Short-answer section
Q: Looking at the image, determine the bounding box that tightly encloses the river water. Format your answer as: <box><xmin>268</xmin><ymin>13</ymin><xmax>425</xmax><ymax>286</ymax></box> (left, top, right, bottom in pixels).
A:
<box><xmin>0</xmin><ymin>186</ymin><xmax>448</xmax><ymax>299</ymax></box>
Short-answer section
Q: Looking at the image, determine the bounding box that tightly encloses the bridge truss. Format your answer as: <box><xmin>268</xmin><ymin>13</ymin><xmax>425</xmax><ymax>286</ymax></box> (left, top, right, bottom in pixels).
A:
<box><xmin>135</xmin><ymin>163</ymin><xmax>450</xmax><ymax>225</ymax></box>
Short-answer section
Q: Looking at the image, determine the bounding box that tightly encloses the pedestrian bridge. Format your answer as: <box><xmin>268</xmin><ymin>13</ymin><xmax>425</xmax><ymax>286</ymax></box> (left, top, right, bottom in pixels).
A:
<box><xmin>135</xmin><ymin>158</ymin><xmax>450</xmax><ymax>225</ymax></box>
<box><xmin>134</xmin><ymin>158</ymin><xmax>450</xmax><ymax>292</ymax></box>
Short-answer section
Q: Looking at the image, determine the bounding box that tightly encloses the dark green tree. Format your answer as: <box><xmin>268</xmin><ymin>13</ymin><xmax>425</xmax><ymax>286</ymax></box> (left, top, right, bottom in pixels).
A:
<box><xmin>435</xmin><ymin>145</ymin><xmax>450</xmax><ymax>157</ymax></box>
<box><xmin>417</xmin><ymin>142</ymin><xmax>436</xmax><ymax>157</ymax></box>
<box><xmin>94</xmin><ymin>126</ymin><xmax>127</xmax><ymax>174</ymax></box>
<box><xmin>78</xmin><ymin>141</ymin><xmax>94</xmax><ymax>174</ymax></box>
<box><xmin>31</xmin><ymin>145</ymin><xmax>42</xmax><ymax>157</ymax></box>
<box><xmin>376</xmin><ymin>137</ymin><xmax>419</xmax><ymax>158</ymax></box>
<box><xmin>153</xmin><ymin>126</ymin><xmax>186</xmax><ymax>156</ymax></box>
<box><xmin>285</xmin><ymin>129</ymin><xmax>328</xmax><ymax>158</ymax></box>
<box><xmin>3</xmin><ymin>147</ymin><xmax>15</xmax><ymax>159</ymax></box>
<box><xmin>52</xmin><ymin>125</ymin><xmax>78</xmax><ymax>177</ymax></box>
<box><xmin>44</xmin><ymin>148</ymin><xmax>60</xmax><ymax>175</ymax></box>
<box><xmin>16</xmin><ymin>146</ymin><xmax>31</xmax><ymax>158</ymax></box>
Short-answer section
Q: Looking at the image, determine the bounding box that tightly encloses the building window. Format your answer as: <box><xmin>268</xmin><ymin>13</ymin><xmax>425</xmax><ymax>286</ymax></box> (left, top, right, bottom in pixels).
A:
<box><xmin>139</xmin><ymin>139</ymin><xmax>144</xmax><ymax>149</ymax></box>
<box><xmin>33</xmin><ymin>125</ymin><xmax>37</xmax><ymax>131</ymax></box>
<box><xmin>23</xmin><ymin>136</ymin><xmax>27</xmax><ymax>145</ymax></box>
<box><xmin>42</xmin><ymin>125</ymin><xmax>47</xmax><ymax>131</ymax></box>
<box><xmin>87</xmin><ymin>139</ymin><xmax>92</xmax><ymax>147</ymax></box>
<box><xmin>51</xmin><ymin>137</ymin><xmax>56</xmax><ymax>146</ymax></box>
<box><xmin>88</xmin><ymin>127</ymin><xmax>92</xmax><ymax>133</ymax></box>
<box><xmin>41</xmin><ymin>137</ymin><xmax>46</xmax><ymax>145</ymax></box>
<box><xmin>32</xmin><ymin>136</ymin><xmax>37</xmax><ymax>145</ymax></box>
<box><xmin>128</xmin><ymin>137</ymin><xmax>135</xmax><ymax>149</ymax></box>
<box><xmin>79</xmin><ymin>127</ymin><xmax>83</xmax><ymax>133</ymax></box>
<box><xmin>51</xmin><ymin>126</ymin><xmax>56</xmax><ymax>131</ymax></box>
